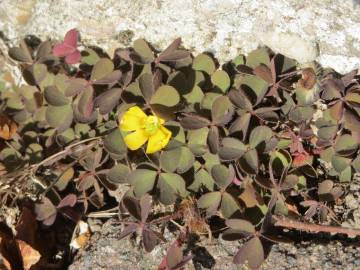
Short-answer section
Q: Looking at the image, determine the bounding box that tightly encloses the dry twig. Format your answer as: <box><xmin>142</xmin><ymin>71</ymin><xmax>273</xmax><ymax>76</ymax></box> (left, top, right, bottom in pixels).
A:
<box><xmin>273</xmin><ymin>215</ymin><xmax>360</xmax><ymax>238</ymax></box>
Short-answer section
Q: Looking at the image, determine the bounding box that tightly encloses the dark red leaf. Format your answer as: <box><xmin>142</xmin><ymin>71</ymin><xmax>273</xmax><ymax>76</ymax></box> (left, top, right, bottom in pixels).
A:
<box><xmin>180</xmin><ymin>115</ymin><xmax>210</xmax><ymax>130</ymax></box>
<box><xmin>53</xmin><ymin>28</ymin><xmax>81</xmax><ymax>64</ymax></box>
<box><xmin>142</xmin><ymin>228</ymin><xmax>161</xmax><ymax>252</ymax></box>
<box><xmin>119</xmin><ymin>223</ymin><xmax>138</xmax><ymax>240</ymax></box>
<box><xmin>123</xmin><ymin>196</ymin><xmax>142</xmax><ymax>221</ymax></box>
<box><xmin>233</xmin><ymin>237</ymin><xmax>264</xmax><ymax>269</ymax></box>
<box><xmin>57</xmin><ymin>194</ymin><xmax>77</xmax><ymax>209</ymax></box>
<box><xmin>253</xmin><ymin>65</ymin><xmax>273</xmax><ymax>84</ymax></box>
<box><xmin>140</xmin><ymin>194</ymin><xmax>152</xmax><ymax>223</ymax></box>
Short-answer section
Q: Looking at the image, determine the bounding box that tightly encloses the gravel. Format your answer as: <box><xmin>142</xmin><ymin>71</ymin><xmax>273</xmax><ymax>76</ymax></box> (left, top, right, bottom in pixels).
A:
<box><xmin>69</xmin><ymin>179</ymin><xmax>360</xmax><ymax>270</ymax></box>
<box><xmin>69</xmin><ymin>222</ymin><xmax>360</xmax><ymax>270</ymax></box>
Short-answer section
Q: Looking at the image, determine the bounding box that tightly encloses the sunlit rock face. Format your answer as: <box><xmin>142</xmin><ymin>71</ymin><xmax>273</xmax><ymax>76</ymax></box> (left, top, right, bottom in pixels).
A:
<box><xmin>0</xmin><ymin>0</ymin><xmax>360</xmax><ymax>73</ymax></box>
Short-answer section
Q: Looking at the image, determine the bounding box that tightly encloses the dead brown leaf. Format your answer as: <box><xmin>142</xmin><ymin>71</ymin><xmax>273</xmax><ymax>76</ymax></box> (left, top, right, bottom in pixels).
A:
<box><xmin>17</xmin><ymin>240</ymin><xmax>41</xmax><ymax>270</ymax></box>
<box><xmin>0</xmin><ymin>114</ymin><xmax>17</xmax><ymax>141</ymax></box>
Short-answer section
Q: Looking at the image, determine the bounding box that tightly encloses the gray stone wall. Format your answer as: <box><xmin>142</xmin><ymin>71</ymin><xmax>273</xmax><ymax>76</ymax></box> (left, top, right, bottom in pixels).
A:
<box><xmin>1</xmin><ymin>0</ymin><xmax>360</xmax><ymax>73</ymax></box>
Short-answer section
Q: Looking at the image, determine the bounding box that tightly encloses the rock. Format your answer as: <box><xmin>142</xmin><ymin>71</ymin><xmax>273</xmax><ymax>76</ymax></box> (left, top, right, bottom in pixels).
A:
<box><xmin>1</xmin><ymin>0</ymin><xmax>360</xmax><ymax>73</ymax></box>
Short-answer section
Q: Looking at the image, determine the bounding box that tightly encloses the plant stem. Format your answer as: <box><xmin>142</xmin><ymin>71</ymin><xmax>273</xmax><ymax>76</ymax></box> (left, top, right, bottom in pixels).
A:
<box><xmin>31</xmin><ymin>136</ymin><xmax>102</xmax><ymax>170</ymax></box>
<box><xmin>273</xmin><ymin>215</ymin><xmax>360</xmax><ymax>237</ymax></box>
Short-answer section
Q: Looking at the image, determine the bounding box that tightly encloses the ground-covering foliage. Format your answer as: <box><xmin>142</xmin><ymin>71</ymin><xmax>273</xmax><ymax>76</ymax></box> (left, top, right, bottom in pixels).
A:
<box><xmin>1</xmin><ymin>29</ymin><xmax>360</xmax><ymax>269</ymax></box>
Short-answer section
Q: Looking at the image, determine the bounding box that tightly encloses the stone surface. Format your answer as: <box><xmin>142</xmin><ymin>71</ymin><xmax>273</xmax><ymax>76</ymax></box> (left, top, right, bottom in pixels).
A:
<box><xmin>1</xmin><ymin>0</ymin><xmax>360</xmax><ymax>73</ymax></box>
<box><xmin>69</xmin><ymin>219</ymin><xmax>360</xmax><ymax>270</ymax></box>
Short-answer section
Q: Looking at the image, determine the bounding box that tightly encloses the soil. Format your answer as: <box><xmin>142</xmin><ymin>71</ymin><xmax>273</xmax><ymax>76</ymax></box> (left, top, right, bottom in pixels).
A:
<box><xmin>68</xmin><ymin>180</ymin><xmax>360</xmax><ymax>270</ymax></box>
<box><xmin>68</xmin><ymin>218</ymin><xmax>360</xmax><ymax>270</ymax></box>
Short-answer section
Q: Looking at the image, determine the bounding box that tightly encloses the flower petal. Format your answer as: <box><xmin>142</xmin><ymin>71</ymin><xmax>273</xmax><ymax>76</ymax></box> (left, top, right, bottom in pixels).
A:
<box><xmin>124</xmin><ymin>129</ymin><xmax>149</xmax><ymax>150</ymax></box>
<box><xmin>146</xmin><ymin>126</ymin><xmax>172</xmax><ymax>154</ymax></box>
<box><xmin>120</xmin><ymin>106</ymin><xmax>147</xmax><ymax>132</ymax></box>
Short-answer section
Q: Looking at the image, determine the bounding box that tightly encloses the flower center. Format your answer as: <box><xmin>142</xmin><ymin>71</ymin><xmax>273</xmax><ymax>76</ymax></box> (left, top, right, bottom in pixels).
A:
<box><xmin>143</xmin><ymin>115</ymin><xmax>160</xmax><ymax>135</ymax></box>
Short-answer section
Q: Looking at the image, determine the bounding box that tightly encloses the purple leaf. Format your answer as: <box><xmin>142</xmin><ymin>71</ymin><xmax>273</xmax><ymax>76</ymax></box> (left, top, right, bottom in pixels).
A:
<box><xmin>140</xmin><ymin>194</ymin><xmax>152</xmax><ymax>223</ymax></box>
<box><xmin>123</xmin><ymin>196</ymin><xmax>142</xmax><ymax>221</ymax></box>
<box><xmin>53</xmin><ymin>29</ymin><xmax>81</xmax><ymax>64</ymax></box>
<box><xmin>119</xmin><ymin>223</ymin><xmax>138</xmax><ymax>240</ymax></box>
<box><xmin>233</xmin><ymin>237</ymin><xmax>264</xmax><ymax>269</ymax></box>
<box><xmin>142</xmin><ymin>228</ymin><xmax>161</xmax><ymax>252</ymax></box>
<box><xmin>57</xmin><ymin>194</ymin><xmax>77</xmax><ymax>209</ymax></box>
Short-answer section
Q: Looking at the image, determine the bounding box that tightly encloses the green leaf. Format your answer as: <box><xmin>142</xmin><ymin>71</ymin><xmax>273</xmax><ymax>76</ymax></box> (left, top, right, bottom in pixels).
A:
<box><xmin>81</xmin><ymin>48</ymin><xmax>100</xmax><ymax>65</ymax></box>
<box><xmin>240</xmin><ymin>149</ymin><xmax>259</xmax><ymax>174</ymax></box>
<box><xmin>26</xmin><ymin>143</ymin><xmax>43</xmax><ymax>163</ymax></box>
<box><xmin>32</xmin><ymin>63</ymin><xmax>47</xmax><ymax>84</ymax></box>
<box><xmin>45</xmin><ymin>104</ymin><xmax>73</xmax><ymax>132</ymax></box>
<box><xmin>150</xmin><ymin>85</ymin><xmax>180</xmax><ymax>107</ymax></box>
<box><xmin>187</xmin><ymin>127</ymin><xmax>209</xmax><ymax>156</ymax></box>
<box><xmin>211</xmin><ymin>70</ymin><xmax>231</xmax><ymax>92</ymax></box>
<box><xmin>90</xmin><ymin>58</ymin><xmax>114</xmax><ymax>81</ymax></box>
<box><xmin>317</xmin><ymin>125</ymin><xmax>337</xmax><ymax>141</ymax></box>
<box><xmin>74</xmin><ymin>123</ymin><xmax>91</xmax><ymax>137</ymax></box>
<box><xmin>192</xmin><ymin>54</ymin><xmax>216</xmax><ymax>75</ymax></box>
<box><xmin>352</xmin><ymin>155</ymin><xmax>360</xmax><ymax>172</ymax></box>
<box><xmin>331</xmin><ymin>155</ymin><xmax>351</xmax><ymax>173</ymax></box>
<box><xmin>226</xmin><ymin>219</ymin><xmax>255</xmax><ymax>233</ymax></box>
<box><xmin>130</xmin><ymin>169</ymin><xmax>157</xmax><ymax>198</ymax></box>
<box><xmin>203</xmin><ymin>151</ymin><xmax>221</xmax><ymax>171</ymax></box>
<box><xmin>201</xmin><ymin>92</ymin><xmax>221</xmax><ymax>111</ymax></box>
<box><xmin>270</xmin><ymin>150</ymin><xmax>291</xmax><ymax>175</ymax></box>
<box><xmin>133</xmin><ymin>39</ymin><xmax>155</xmax><ymax>62</ymax></box>
<box><xmin>104</xmin><ymin>129</ymin><xmax>127</xmax><ymax>158</ymax></box>
<box><xmin>0</xmin><ymin>80</ymin><xmax>5</xmax><ymax>92</ymax></box>
<box><xmin>55</xmin><ymin>167</ymin><xmax>74</xmax><ymax>191</ymax></box>
<box><xmin>56</xmin><ymin>128</ymin><xmax>75</xmax><ymax>145</ymax></box>
<box><xmin>289</xmin><ymin>106</ymin><xmax>315</xmax><ymax>123</ymax></box>
<box><xmin>218</xmin><ymin>137</ymin><xmax>246</xmax><ymax>161</ymax></box>
<box><xmin>246</xmin><ymin>48</ymin><xmax>270</xmax><ymax>68</ymax></box>
<box><xmin>296</xmin><ymin>87</ymin><xmax>314</xmax><ymax>106</ymax></box>
<box><xmin>23</xmin><ymin>63</ymin><xmax>47</xmax><ymax>85</ymax></box>
<box><xmin>160</xmin><ymin>146</ymin><xmax>194</xmax><ymax>174</ymax></box>
<box><xmin>339</xmin><ymin>166</ymin><xmax>352</xmax><ymax>182</ymax></box>
<box><xmin>164</xmin><ymin>121</ymin><xmax>186</xmax><ymax>148</ymax></box>
<box><xmin>249</xmin><ymin>126</ymin><xmax>272</xmax><ymax>148</ymax></box>
<box><xmin>334</xmin><ymin>134</ymin><xmax>358</xmax><ymax>156</ymax></box>
<box><xmin>197</xmin><ymin>191</ymin><xmax>221</xmax><ymax>213</ymax></box>
<box><xmin>211</xmin><ymin>96</ymin><xmax>234</xmax><ymax>125</ymax></box>
<box><xmin>157</xmin><ymin>173</ymin><xmax>187</xmax><ymax>205</ymax></box>
<box><xmin>183</xmin><ymin>85</ymin><xmax>204</xmax><ymax>106</ymax></box>
<box><xmin>239</xmin><ymin>75</ymin><xmax>269</xmax><ymax>104</ymax></box>
<box><xmin>232</xmin><ymin>55</ymin><xmax>245</xmax><ymax>66</ymax></box>
<box><xmin>8</xmin><ymin>47</ymin><xmax>32</xmax><ymax>62</ymax></box>
<box><xmin>107</xmin><ymin>164</ymin><xmax>130</xmax><ymax>184</ymax></box>
<box><xmin>211</xmin><ymin>164</ymin><xmax>232</xmax><ymax>189</ymax></box>
<box><xmin>220</xmin><ymin>192</ymin><xmax>239</xmax><ymax>218</ymax></box>
<box><xmin>188</xmin><ymin>168</ymin><xmax>214</xmax><ymax>192</ymax></box>
<box><xmin>345</xmin><ymin>92</ymin><xmax>360</xmax><ymax>105</ymax></box>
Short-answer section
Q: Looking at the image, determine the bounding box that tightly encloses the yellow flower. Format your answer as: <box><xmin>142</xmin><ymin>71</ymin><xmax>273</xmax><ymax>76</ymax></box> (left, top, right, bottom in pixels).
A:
<box><xmin>119</xmin><ymin>106</ymin><xmax>172</xmax><ymax>154</ymax></box>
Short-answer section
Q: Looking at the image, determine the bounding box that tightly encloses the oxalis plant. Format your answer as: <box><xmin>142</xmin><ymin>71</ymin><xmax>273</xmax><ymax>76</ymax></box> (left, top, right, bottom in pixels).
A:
<box><xmin>1</xmin><ymin>28</ymin><xmax>360</xmax><ymax>269</ymax></box>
